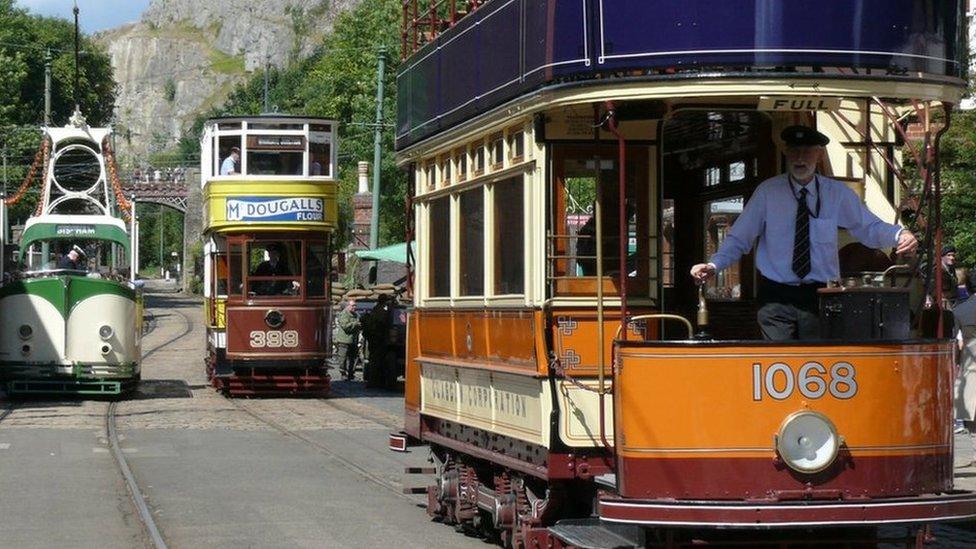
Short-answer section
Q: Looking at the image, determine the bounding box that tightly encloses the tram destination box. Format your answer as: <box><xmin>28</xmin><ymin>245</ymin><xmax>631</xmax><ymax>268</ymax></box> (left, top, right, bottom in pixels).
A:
<box><xmin>818</xmin><ymin>286</ymin><xmax>910</xmax><ymax>341</ymax></box>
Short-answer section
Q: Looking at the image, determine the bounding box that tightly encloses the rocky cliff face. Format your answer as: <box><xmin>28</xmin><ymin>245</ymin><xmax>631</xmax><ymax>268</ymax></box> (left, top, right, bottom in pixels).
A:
<box><xmin>98</xmin><ymin>0</ymin><xmax>359</xmax><ymax>161</ymax></box>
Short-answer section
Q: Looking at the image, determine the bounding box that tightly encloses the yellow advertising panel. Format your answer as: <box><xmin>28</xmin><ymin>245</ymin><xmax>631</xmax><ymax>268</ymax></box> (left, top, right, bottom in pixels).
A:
<box><xmin>203</xmin><ymin>179</ymin><xmax>338</xmax><ymax>233</ymax></box>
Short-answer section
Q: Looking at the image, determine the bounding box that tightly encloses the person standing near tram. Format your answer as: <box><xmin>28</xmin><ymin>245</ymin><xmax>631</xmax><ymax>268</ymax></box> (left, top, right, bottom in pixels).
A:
<box><xmin>690</xmin><ymin>126</ymin><xmax>919</xmax><ymax>341</ymax></box>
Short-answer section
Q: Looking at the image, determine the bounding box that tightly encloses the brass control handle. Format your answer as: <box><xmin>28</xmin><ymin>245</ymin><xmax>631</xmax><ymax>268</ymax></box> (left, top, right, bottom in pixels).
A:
<box><xmin>697</xmin><ymin>284</ymin><xmax>709</xmax><ymax>328</ymax></box>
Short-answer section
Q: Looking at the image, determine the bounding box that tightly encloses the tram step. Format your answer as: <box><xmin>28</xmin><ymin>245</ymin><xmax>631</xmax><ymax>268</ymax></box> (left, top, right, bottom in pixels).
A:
<box><xmin>404</xmin><ymin>467</ymin><xmax>436</xmax><ymax>474</ymax></box>
<box><xmin>7</xmin><ymin>379</ymin><xmax>125</xmax><ymax>395</ymax></box>
<box><xmin>548</xmin><ymin>518</ymin><xmax>644</xmax><ymax>549</ymax></box>
<box><xmin>402</xmin><ymin>487</ymin><xmax>429</xmax><ymax>495</ymax></box>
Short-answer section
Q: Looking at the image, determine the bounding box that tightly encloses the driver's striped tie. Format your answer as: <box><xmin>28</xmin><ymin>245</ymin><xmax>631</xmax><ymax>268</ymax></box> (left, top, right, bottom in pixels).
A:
<box><xmin>792</xmin><ymin>188</ymin><xmax>811</xmax><ymax>279</ymax></box>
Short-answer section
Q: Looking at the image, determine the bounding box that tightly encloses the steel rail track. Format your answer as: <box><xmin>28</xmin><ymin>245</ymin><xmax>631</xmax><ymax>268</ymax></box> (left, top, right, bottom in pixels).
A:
<box><xmin>229</xmin><ymin>398</ymin><xmax>412</xmax><ymax>500</ymax></box>
<box><xmin>105</xmin><ymin>297</ymin><xmax>195</xmax><ymax>549</ymax></box>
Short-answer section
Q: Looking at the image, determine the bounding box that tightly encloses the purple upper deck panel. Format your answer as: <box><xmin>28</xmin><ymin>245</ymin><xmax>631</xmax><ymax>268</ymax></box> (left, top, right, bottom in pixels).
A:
<box><xmin>396</xmin><ymin>0</ymin><xmax>965</xmax><ymax>151</ymax></box>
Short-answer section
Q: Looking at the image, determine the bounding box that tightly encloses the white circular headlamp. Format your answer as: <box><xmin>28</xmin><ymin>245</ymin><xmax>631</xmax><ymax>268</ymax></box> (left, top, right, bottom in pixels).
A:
<box><xmin>775</xmin><ymin>411</ymin><xmax>841</xmax><ymax>474</ymax></box>
<box><xmin>18</xmin><ymin>324</ymin><xmax>33</xmax><ymax>340</ymax></box>
<box><xmin>99</xmin><ymin>325</ymin><xmax>114</xmax><ymax>340</ymax></box>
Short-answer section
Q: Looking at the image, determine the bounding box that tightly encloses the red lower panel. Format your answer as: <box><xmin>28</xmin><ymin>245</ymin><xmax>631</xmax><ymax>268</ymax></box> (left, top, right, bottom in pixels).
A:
<box><xmin>597</xmin><ymin>492</ymin><xmax>976</xmax><ymax>527</ymax></box>
<box><xmin>617</xmin><ymin>453</ymin><xmax>952</xmax><ymax>500</ymax></box>
<box><xmin>215</xmin><ymin>370</ymin><xmax>330</xmax><ymax>397</ymax></box>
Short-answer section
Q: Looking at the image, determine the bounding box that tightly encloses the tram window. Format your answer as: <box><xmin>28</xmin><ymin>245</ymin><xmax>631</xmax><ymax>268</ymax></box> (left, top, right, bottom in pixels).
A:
<box><xmin>249</xmin><ymin>122</ymin><xmax>303</xmax><ymax>130</ymax></box>
<box><xmin>218</xmin><ymin>122</ymin><xmax>241</xmax><ymax>131</ymax></box>
<box><xmin>228</xmin><ymin>243</ymin><xmax>243</xmax><ymax>296</ymax></box>
<box><xmin>218</xmin><ymin>136</ymin><xmax>242</xmax><ymax>176</ymax></box>
<box><xmin>306</xmin><ymin>241</ymin><xmax>329</xmax><ymax>298</ymax></box>
<box><xmin>309</xmin><ymin>142</ymin><xmax>330</xmax><ymax>176</ymax></box>
<box><xmin>429</xmin><ymin>198</ymin><xmax>451</xmax><ymax>297</ymax></box>
<box><xmin>662</xmin><ymin>199</ymin><xmax>675</xmax><ymax>288</ymax></box>
<box><xmin>425</xmin><ymin>162</ymin><xmax>436</xmax><ymax>190</ymax></box>
<box><xmin>247</xmin><ymin>150</ymin><xmax>303</xmax><ymax>176</ymax></box>
<box><xmin>550</xmin><ymin>147</ymin><xmax>650</xmax><ymax>296</ymax></box>
<box><xmin>703</xmin><ymin>196</ymin><xmax>744</xmax><ymax>300</ymax></box>
<box><xmin>215</xmin><ymin>253</ymin><xmax>229</xmax><ymax>295</ymax></box>
<box><xmin>459</xmin><ymin>188</ymin><xmax>485</xmax><ymax>296</ymax></box>
<box><xmin>246</xmin><ymin>241</ymin><xmax>301</xmax><ymax>296</ymax></box>
<box><xmin>494</xmin><ymin>177</ymin><xmax>524</xmax><ymax>294</ymax></box>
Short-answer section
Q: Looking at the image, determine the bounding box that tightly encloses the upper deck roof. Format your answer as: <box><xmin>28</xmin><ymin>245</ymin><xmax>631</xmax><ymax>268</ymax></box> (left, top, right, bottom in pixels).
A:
<box><xmin>397</xmin><ymin>0</ymin><xmax>966</xmax><ymax>150</ymax></box>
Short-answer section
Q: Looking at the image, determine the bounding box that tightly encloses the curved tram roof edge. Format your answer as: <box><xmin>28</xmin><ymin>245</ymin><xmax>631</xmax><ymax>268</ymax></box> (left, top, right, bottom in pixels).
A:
<box><xmin>395</xmin><ymin>74</ymin><xmax>966</xmax><ymax>163</ymax></box>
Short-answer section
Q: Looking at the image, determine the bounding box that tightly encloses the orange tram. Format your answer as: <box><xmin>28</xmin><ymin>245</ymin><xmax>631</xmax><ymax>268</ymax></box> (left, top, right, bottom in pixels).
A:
<box><xmin>201</xmin><ymin>115</ymin><xmax>338</xmax><ymax>396</ymax></box>
<box><xmin>390</xmin><ymin>1</ymin><xmax>976</xmax><ymax>546</ymax></box>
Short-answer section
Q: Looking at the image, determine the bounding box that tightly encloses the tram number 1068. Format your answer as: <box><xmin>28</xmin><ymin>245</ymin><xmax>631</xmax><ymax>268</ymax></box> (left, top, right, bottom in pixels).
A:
<box><xmin>752</xmin><ymin>361</ymin><xmax>857</xmax><ymax>401</ymax></box>
<box><xmin>249</xmin><ymin>330</ymin><xmax>300</xmax><ymax>348</ymax></box>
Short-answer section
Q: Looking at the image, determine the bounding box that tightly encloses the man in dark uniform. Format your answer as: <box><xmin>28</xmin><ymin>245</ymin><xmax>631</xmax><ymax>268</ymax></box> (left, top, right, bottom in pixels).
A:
<box><xmin>252</xmin><ymin>243</ymin><xmax>294</xmax><ymax>295</ymax></box>
<box><xmin>57</xmin><ymin>245</ymin><xmax>86</xmax><ymax>270</ymax></box>
<box><xmin>691</xmin><ymin>126</ymin><xmax>919</xmax><ymax>340</ymax></box>
<box><xmin>363</xmin><ymin>294</ymin><xmax>394</xmax><ymax>388</ymax></box>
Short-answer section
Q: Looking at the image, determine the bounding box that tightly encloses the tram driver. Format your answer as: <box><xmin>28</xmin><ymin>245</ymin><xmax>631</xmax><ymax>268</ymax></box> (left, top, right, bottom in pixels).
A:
<box><xmin>690</xmin><ymin>126</ymin><xmax>919</xmax><ymax>341</ymax></box>
<box><xmin>252</xmin><ymin>243</ymin><xmax>299</xmax><ymax>295</ymax></box>
<box><xmin>57</xmin><ymin>245</ymin><xmax>87</xmax><ymax>271</ymax></box>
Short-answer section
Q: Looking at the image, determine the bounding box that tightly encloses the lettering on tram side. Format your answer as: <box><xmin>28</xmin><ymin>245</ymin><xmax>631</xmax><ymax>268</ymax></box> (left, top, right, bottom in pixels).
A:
<box><xmin>226</xmin><ymin>197</ymin><xmax>324</xmax><ymax>222</ymax></box>
<box><xmin>751</xmin><ymin>361</ymin><xmax>857</xmax><ymax>401</ymax></box>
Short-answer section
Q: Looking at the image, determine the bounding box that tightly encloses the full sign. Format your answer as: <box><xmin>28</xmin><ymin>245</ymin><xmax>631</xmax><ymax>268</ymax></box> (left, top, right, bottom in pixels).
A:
<box><xmin>758</xmin><ymin>96</ymin><xmax>841</xmax><ymax>111</ymax></box>
<box><xmin>226</xmin><ymin>197</ymin><xmax>324</xmax><ymax>222</ymax></box>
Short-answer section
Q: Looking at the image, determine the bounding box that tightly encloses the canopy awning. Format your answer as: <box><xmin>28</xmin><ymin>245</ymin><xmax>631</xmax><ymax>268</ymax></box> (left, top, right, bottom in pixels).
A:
<box><xmin>353</xmin><ymin>242</ymin><xmax>415</xmax><ymax>264</ymax></box>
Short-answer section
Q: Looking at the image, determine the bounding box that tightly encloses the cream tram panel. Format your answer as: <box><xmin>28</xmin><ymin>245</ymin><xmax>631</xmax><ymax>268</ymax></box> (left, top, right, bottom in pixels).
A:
<box><xmin>0</xmin><ymin>296</ymin><xmax>65</xmax><ymax>363</ymax></box>
<box><xmin>557</xmin><ymin>381</ymin><xmax>615</xmax><ymax>447</ymax></box>
<box><xmin>67</xmin><ymin>294</ymin><xmax>139</xmax><ymax>365</ymax></box>
<box><xmin>421</xmin><ymin>362</ymin><xmax>551</xmax><ymax>447</ymax></box>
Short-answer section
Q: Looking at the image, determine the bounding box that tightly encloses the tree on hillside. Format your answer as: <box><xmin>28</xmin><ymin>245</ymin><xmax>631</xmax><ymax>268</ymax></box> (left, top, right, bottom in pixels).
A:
<box><xmin>0</xmin><ymin>0</ymin><xmax>116</xmax><ymax>222</ymax></box>
<box><xmin>929</xmin><ymin>109</ymin><xmax>976</xmax><ymax>270</ymax></box>
<box><xmin>178</xmin><ymin>0</ymin><xmax>404</xmax><ymax>247</ymax></box>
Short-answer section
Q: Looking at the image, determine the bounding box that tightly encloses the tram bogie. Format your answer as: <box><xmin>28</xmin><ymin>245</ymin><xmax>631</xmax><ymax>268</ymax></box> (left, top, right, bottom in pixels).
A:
<box><xmin>394</xmin><ymin>1</ymin><xmax>976</xmax><ymax>546</ymax></box>
<box><xmin>201</xmin><ymin>116</ymin><xmax>338</xmax><ymax>397</ymax></box>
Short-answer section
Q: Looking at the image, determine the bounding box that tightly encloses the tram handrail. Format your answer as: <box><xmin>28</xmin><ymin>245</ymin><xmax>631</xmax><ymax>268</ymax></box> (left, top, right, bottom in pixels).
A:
<box><xmin>614</xmin><ymin>314</ymin><xmax>694</xmax><ymax>341</ymax></box>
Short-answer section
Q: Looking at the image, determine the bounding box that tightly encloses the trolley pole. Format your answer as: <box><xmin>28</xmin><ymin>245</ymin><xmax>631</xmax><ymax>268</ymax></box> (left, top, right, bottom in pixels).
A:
<box><xmin>44</xmin><ymin>49</ymin><xmax>52</xmax><ymax>126</ymax></box>
<box><xmin>263</xmin><ymin>53</ymin><xmax>271</xmax><ymax>114</ymax></box>
<box><xmin>369</xmin><ymin>46</ymin><xmax>387</xmax><ymax>250</ymax></box>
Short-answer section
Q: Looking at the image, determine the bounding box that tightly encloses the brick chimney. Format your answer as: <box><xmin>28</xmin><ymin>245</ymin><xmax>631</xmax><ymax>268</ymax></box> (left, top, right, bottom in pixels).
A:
<box><xmin>351</xmin><ymin>161</ymin><xmax>372</xmax><ymax>251</ymax></box>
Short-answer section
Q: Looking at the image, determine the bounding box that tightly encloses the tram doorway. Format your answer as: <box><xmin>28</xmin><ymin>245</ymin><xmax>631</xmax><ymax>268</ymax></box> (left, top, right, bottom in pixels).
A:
<box><xmin>661</xmin><ymin>110</ymin><xmax>777</xmax><ymax>339</ymax></box>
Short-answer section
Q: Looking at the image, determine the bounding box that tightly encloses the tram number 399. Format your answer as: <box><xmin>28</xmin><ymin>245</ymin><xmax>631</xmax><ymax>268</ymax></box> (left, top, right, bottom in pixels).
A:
<box><xmin>752</xmin><ymin>361</ymin><xmax>857</xmax><ymax>401</ymax></box>
<box><xmin>249</xmin><ymin>330</ymin><xmax>299</xmax><ymax>348</ymax></box>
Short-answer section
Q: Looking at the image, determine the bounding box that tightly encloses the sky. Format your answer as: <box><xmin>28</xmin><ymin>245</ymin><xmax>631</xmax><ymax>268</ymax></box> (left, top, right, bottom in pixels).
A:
<box><xmin>17</xmin><ymin>0</ymin><xmax>151</xmax><ymax>33</ymax></box>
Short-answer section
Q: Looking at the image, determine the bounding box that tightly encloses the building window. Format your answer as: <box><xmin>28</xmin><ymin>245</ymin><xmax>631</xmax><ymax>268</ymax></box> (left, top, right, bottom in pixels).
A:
<box><xmin>459</xmin><ymin>189</ymin><xmax>485</xmax><ymax>296</ymax></box>
<box><xmin>490</xmin><ymin>133</ymin><xmax>504</xmax><ymax>169</ymax></box>
<box><xmin>456</xmin><ymin>149</ymin><xmax>468</xmax><ymax>182</ymax></box>
<box><xmin>473</xmin><ymin>143</ymin><xmax>485</xmax><ymax>176</ymax></box>
<box><xmin>429</xmin><ymin>198</ymin><xmax>451</xmax><ymax>297</ymax></box>
<box><xmin>425</xmin><ymin>162</ymin><xmax>436</xmax><ymax>190</ymax></box>
<box><xmin>508</xmin><ymin>130</ymin><xmax>524</xmax><ymax>161</ymax></box>
<box><xmin>494</xmin><ymin>178</ymin><xmax>524</xmax><ymax>294</ymax></box>
<box><xmin>440</xmin><ymin>157</ymin><xmax>452</xmax><ymax>187</ymax></box>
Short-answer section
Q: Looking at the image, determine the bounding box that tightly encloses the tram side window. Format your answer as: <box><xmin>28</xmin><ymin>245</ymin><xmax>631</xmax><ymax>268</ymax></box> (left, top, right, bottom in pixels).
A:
<box><xmin>550</xmin><ymin>148</ymin><xmax>650</xmax><ymax>296</ymax></box>
<box><xmin>218</xmin><ymin>136</ymin><xmax>242</xmax><ymax>176</ymax></box>
<box><xmin>494</xmin><ymin>177</ymin><xmax>524</xmax><ymax>295</ymax></box>
<box><xmin>247</xmin><ymin>136</ymin><xmax>304</xmax><ymax>176</ymax></box>
<box><xmin>429</xmin><ymin>198</ymin><xmax>451</xmax><ymax>297</ymax></box>
<box><xmin>459</xmin><ymin>188</ymin><xmax>484</xmax><ymax>296</ymax></box>
<box><xmin>215</xmin><ymin>253</ymin><xmax>229</xmax><ymax>295</ymax></box>
<box><xmin>306</xmin><ymin>241</ymin><xmax>329</xmax><ymax>298</ymax></box>
<box><xmin>228</xmin><ymin>243</ymin><xmax>243</xmax><ymax>296</ymax></box>
<box><xmin>247</xmin><ymin>241</ymin><xmax>302</xmax><ymax>297</ymax></box>
<box><xmin>309</xmin><ymin>142</ymin><xmax>330</xmax><ymax>177</ymax></box>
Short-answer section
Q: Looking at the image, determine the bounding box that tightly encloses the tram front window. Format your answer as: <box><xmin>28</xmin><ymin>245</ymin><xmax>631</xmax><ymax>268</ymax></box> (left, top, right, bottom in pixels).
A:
<box><xmin>247</xmin><ymin>150</ymin><xmax>303</xmax><ymax>176</ymax></box>
<box><xmin>305</xmin><ymin>241</ymin><xmax>329</xmax><ymax>298</ymax></box>
<box><xmin>247</xmin><ymin>241</ymin><xmax>301</xmax><ymax>297</ymax></box>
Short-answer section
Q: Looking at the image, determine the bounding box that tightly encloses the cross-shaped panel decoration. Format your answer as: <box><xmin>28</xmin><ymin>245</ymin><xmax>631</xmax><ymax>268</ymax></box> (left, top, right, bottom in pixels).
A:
<box><xmin>556</xmin><ymin>316</ymin><xmax>578</xmax><ymax>336</ymax></box>
<box><xmin>562</xmin><ymin>349</ymin><xmax>581</xmax><ymax>367</ymax></box>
